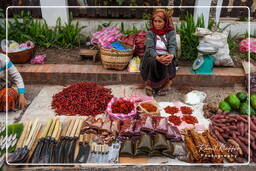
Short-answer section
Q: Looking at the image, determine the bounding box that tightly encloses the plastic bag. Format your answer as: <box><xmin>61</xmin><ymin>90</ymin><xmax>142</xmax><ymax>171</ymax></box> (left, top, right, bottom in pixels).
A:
<box><xmin>140</xmin><ymin>114</ymin><xmax>154</xmax><ymax>132</ymax></box>
<box><xmin>194</xmin><ymin>27</ymin><xmax>213</xmax><ymax>37</ymax></box>
<box><xmin>128</xmin><ymin>57</ymin><xmax>141</xmax><ymax>72</ymax></box>
<box><xmin>154</xmin><ymin>116</ymin><xmax>168</xmax><ymax>134</ymax></box>
<box><xmin>200</xmin><ymin>32</ymin><xmax>234</xmax><ymax>66</ymax></box>
<box><xmin>119</xmin><ymin>120</ymin><xmax>135</xmax><ymax>136</ymax></box>
<box><xmin>184</xmin><ymin>90</ymin><xmax>207</xmax><ymax>105</ymax></box>
<box><xmin>1</xmin><ymin>40</ymin><xmax>19</xmax><ymax>52</ymax></box>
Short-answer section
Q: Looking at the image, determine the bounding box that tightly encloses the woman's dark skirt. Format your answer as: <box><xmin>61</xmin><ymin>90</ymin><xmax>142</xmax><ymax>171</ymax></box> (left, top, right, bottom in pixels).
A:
<box><xmin>140</xmin><ymin>58</ymin><xmax>176</xmax><ymax>89</ymax></box>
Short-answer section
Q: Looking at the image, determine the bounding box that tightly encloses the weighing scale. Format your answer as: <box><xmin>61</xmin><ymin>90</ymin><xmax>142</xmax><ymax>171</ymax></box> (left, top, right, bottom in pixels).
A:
<box><xmin>191</xmin><ymin>43</ymin><xmax>217</xmax><ymax>75</ymax></box>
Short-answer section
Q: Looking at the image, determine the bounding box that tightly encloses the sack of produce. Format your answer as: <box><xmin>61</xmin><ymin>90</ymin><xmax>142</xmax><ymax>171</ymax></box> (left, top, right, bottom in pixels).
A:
<box><xmin>106</xmin><ymin>97</ymin><xmax>137</xmax><ymax>121</ymax></box>
<box><xmin>137</xmin><ymin>100</ymin><xmax>160</xmax><ymax>115</ymax></box>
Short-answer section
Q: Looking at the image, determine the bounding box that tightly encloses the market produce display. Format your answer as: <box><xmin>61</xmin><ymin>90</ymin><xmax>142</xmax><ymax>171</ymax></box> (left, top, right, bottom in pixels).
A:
<box><xmin>209</xmin><ymin>113</ymin><xmax>256</xmax><ymax>162</ymax></box>
<box><xmin>5</xmin><ymin>84</ymin><xmax>256</xmax><ymax>165</ymax></box>
<box><xmin>219</xmin><ymin>92</ymin><xmax>256</xmax><ymax>115</ymax></box>
<box><xmin>184</xmin><ymin>129</ymin><xmax>235</xmax><ymax>163</ymax></box>
<box><xmin>106</xmin><ymin>97</ymin><xmax>137</xmax><ymax>121</ymax></box>
<box><xmin>52</xmin><ymin>82</ymin><xmax>113</xmax><ymax>116</ymax></box>
<box><xmin>0</xmin><ymin>122</ymin><xmax>23</xmax><ymax>155</ymax></box>
<box><xmin>137</xmin><ymin>100</ymin><xmax>160</xmax><ymax>115</ymax></box>
<box><xmin>161</xmin><ymin>102</ymin><xmax>204</xmax><ymax>129</ymax></box>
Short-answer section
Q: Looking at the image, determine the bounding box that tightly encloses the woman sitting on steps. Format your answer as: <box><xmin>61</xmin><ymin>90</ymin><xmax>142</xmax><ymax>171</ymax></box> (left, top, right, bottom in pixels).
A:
<box><xmin>140</xmin><ymin>9</ymin><xmax>177</xmax><ymax>96</ymax></box>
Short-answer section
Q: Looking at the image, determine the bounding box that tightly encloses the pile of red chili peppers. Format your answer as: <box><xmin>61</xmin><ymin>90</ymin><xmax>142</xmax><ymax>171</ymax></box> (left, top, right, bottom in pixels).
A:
<box><xmin>180</xmin><ymin>106</ymin><xmax>193</xmax><ymax>114</ymax></box>
<box><xmin>164</xmin><ymin>106</ymin><xmax>179</xmax><ymax>115</ymax></box>
<box><xmin>166</xmin><ymin>105</ymin><xmax>198</xmax><ymax>126</ymax></box>
<box><xmin>168</xmin><ymin>115</ymin><xmax>182</xmax><ymax>126</ymax></box>
<box><xmin>52</xmin><ymin>82</ymin><xmax>113</xmax><ymax>116</ymax></box>
<box><xmin>112</xmin><ymin>99</ymin><xmax>134</xmax><ymax>114</ymax></box>
<box><xmin>181</xmin><ymin>115</ymin><xmax>198</xmax><ymax>124</ymax></box>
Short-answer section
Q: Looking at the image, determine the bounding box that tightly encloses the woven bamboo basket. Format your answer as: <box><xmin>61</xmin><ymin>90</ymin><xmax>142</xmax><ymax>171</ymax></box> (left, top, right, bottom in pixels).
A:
<box><xmin>100</xmin><ymin>43</ymin><xmax>134</xmax><ymax>70</ymax></box>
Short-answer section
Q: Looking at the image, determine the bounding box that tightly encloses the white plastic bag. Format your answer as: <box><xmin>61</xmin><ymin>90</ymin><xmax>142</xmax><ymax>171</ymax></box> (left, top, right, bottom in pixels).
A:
<box><xmin>194</xmin><ymin>27</ymin><xmax>213</xmax><ymax>37</ymax></box>
<box><xmin>128</xmin><ymin>57</ymin><xmax>141</xmax><ymax>72</ymax></box>
<box><xmin>1</xmin><ymin>40</ymin><xmax>19</xmax><ymax>53</ymax></box>
<box><xmin>184</xmin><ymin>90</ymin><xmax>207</xmax><ymax>105</ymax></box>
<box><xmin>200</xmin><ymin>32</ymin><xmax>234</xmax><ymax>67</ymax></box>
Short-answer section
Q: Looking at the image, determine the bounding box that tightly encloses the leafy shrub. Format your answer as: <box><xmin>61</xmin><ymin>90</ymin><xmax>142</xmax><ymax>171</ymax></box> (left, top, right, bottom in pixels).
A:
<box><xmin>1</xmin><ymin>11</ymin><xmax>86</xmax><ymax>48</ymax></box>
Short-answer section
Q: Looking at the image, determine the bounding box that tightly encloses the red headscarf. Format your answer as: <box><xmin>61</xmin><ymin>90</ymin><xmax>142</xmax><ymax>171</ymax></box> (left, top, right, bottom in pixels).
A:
<box><xmin>150</xmin><ymin>9</ymin><xmax>174</xmax><ymax>35</ymax></box>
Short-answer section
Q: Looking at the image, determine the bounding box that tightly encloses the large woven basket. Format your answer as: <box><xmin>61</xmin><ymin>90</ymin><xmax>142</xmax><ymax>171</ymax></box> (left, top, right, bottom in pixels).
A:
<box><xmin>1</xmin><ymin>46</ymin><xmax>36</xmax><ymax>64</ymax></box>
<box><xmin>100</xmin><ymin>44</ymin><xmax>134</xmax><ymax>70</ymax></box>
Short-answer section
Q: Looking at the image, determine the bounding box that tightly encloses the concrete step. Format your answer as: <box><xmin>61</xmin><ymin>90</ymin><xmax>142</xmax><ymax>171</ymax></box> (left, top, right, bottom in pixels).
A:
<box><xmin>16</xmin><ymin>64</ymin><xmax>245</xmax><ymax>87</ymax></box>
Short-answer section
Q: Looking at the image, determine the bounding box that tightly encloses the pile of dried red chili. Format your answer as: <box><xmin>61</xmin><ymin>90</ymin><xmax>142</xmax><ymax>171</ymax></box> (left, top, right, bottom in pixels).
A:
<box><xmin>181</xmin><ymin>115</ymin><xmax>198</xmax><ymax>124</ymax></box>
<box><xmin>52</xmin><ymin>82</ymin><xmax>113</xmax><ymax>116</ymax></box>
<box><xmin>112</xmin><ymin>99</ymin><xmax>134</xmax><ymax>114</ymax></box>
<box><xmin>180</xmin><ymin>106</ymin><xmax>193</xmax><ymax>115</ymax></box>
<box><xmin>164</xmin><ymin>106</ymin><xmax>179</xmax><ymax>115</ymax></box>
<box><xmin>168</xmin><ymin>115</ymin><xmax>182</xmax><ymax>126</ymax></box>
<box><xmin>141</xmin><ymin>103</ymin><xmax>157</xmax><ymax>112</ymax></box>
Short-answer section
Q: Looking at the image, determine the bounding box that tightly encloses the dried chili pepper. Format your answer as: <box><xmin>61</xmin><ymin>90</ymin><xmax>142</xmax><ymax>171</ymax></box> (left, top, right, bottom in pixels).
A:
<box><xmin>112</xmin><ymin>99</ymin><xmax>134</xmax><ymax>114</ymax></box>
<box><xmin>164</xmin><ymin>106</ymin><xmax>179</xmax><ymax>115</ymax></box>
<box><xmin>181</xmin><ymin>115</ymin><xmax>198</xmax><ymax>124</ymax></box>
<box><xmin>141</xmin><ymin>103</ymin><xmax>157</xmax><ymax>112</ymax></box>
<box><xmin>180</xmin><ymin>106</ymin><xmax>193</xmax><ymax>115</ymax></box>
<box><xmin>168</xmin><ymin>115</ymin><xmax>182</xmax><ymax>126</ymax></box>
<box><xmin>52</xmin><ymin>82</ymin><xmax>113</xmax><ymax>116</ymax></box>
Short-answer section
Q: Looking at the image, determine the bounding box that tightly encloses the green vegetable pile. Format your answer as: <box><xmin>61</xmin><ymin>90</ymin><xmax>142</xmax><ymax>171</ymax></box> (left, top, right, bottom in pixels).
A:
<box><xmin>0</xmin><ymin>123</ymin><xmax>23</xmax><ymax>155</ymax></box>
<box><xmin>218</xmin><ymin>92</ymin><xmax>256</xmax><ymax>115</ymax></box>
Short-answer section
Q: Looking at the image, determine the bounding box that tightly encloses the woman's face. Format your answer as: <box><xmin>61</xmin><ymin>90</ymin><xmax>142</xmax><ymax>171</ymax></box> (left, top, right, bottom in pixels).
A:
<box><xmin>153</xmin><ymin>16</ymin><xmax>165</xmax><ymax>30</ymax></box>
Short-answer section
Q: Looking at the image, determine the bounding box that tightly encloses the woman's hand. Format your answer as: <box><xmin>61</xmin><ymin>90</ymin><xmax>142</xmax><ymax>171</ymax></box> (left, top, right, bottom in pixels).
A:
<box><xmin>18</xmin><ymin>94</ymin><xmax>27</xmax><ymax>110</ymax></box>
<box><xmin>156</xmin><ymin>54</ymin><xmax>174</xmax><ymax>66</ymax></box>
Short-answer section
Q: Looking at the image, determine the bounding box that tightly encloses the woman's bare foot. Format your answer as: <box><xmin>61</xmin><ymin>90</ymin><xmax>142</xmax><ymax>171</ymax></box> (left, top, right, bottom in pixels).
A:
<box><xmin>156</xmin><ymin>80</ymin><xmax>172</xmax><ymax>96</ymax></box>
<box><xmin>145</xmin><ymin>86</ymin><xmax>154</xmax><ymax>96</ymax></box>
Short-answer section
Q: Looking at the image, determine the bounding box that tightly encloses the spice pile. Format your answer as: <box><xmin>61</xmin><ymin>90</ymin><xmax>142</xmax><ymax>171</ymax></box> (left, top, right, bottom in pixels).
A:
<box><xmin>164</xmin><ymin>105</ymin><xmax>198</xmax><ymax>126</ymax></box>
<box><xmin>52</xmin><ymin>82</ymin><xmax>113</xmax><ymax>116</ymax></box>
<box><xmin>111</xmin><ymin>99</ymin><xmax>134</xmax><ymax>114</ymax></box>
